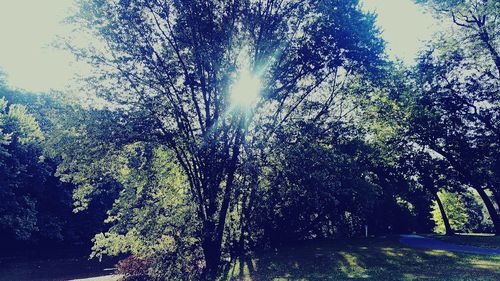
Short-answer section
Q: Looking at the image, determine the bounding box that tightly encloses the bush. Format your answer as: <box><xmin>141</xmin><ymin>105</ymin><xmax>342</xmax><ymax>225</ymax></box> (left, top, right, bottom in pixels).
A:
<box><xmin>116</xmin><ymin>256</ymin><xmax>152</xmax><ymax>281</ymax></box>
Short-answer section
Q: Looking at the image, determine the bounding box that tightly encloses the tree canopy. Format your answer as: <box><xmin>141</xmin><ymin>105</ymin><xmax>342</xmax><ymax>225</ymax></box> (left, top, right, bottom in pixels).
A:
<box><xmin>1</xmin><ymin>0</ymin><xmax>498</xmax><ymax>280</ymax></box>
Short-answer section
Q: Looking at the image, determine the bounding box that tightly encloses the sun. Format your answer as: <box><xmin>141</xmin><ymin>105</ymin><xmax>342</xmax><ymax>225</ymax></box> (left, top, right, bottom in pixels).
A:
<box><xmin>229</xmin><ymin>69</ymin><xmax>261</xmax><ymax>108</ymax></box>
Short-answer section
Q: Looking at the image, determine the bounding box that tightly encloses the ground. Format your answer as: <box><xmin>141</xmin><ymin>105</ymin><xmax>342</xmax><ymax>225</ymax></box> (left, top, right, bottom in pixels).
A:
<box><xmin>222</xmin><ymin>236</ymin><xmax>500</xmax><ymax>281</ymax></box>
<box><xmin>425</xmin><ymin>233</ymin><xmax>500</xmax><ymax>250</ymax></box>
<box><xmin>400</xmin><ymin>234</ymin><xmax>500</xmax><ymax>255</ymax></box>
<box><xmin>0</xmin><ymin>255</ymin><xmax>118</xmax><ymax>281</ymax></box>
<box><xmin>1</xmin><ymin>236</ymin><xmax>499</xmax><ymax>281</ymax></box>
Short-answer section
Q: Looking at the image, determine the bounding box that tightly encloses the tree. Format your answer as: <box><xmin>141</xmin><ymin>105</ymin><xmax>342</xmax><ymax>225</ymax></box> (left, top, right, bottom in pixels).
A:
<box><xmin>359</xmin><ymin>64</ymin><xmax>440</xmax><ymax>235</ymax></box>
<box><xmin>416</xmin><ymin>0</ymin><xmax>500</xmax><ymax>75</ymax></box>
<box><xmin>410</xmin><ymin>47</ymin><xmax>500</xmax><ymax>234</ymax></box>
<box><xmin>67</xmin><ymin>0</ymin><xmax>384</xmax><ymax>277</ymax></box>
<box><xmin>414</xmin><ymin>154</ymin><xmax>460</xmax><ymax>236</ymax></box>
<box><xmin>252</xmin><ymin>122</ymin><xmax>380</xmax><ymax>244</ymax></box>
<box><xmin>0</xmin><ymin>97</ymin><xmax>44</xmax><ymax>241</ymax></box>
<box><xmin>408</xmin><ymin>0</ymin><xmax>500</xmax><ymax>234</ymax></box>
<box><xmin>431</xmin><ymin>191</ymin><xmax>469</xmax><ymax>234</ymax></box>
<box><xmin>89</xmin><ymin>144</ymin><xmax>203</xmax><ymax>280</ymax></box>
<box><xmin>0</xmin><ymin>79</ymin><xmax>115</xmax><ymax>253</ymax></box>
<box><xmin>432</xmin><ymin>190</ymin><xmax>491</xmax><ymax>234</ymax></box>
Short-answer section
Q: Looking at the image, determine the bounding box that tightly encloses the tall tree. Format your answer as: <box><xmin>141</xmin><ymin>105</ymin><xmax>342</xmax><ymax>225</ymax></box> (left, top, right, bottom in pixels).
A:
<box><xmin>0</xmin><ymin>97</ymin><xmax>45</xmax><ymax>241</ymax></box>
<box><xmin>0</xmin><ymin>81</ymin><xmax>114</xmax><ymax>251</ymax></box>
<box><xmin>68</xmin><ymin>0</ymin><xmax>384</xmax><ymax>276</ymax></box>
<box><xmin>417</xmin><ymin>0</ymin><xmax>500</xmax><ymax>75</ymax></box>
<box><xmin>410</xmin><ymin>47</ymin><xmax>500</xmax><ymax>234</ymax></box>
<box><xmin>413</xmin><ymin>0</ymin><xmax>500</xmax><ymax>234</ymax></box>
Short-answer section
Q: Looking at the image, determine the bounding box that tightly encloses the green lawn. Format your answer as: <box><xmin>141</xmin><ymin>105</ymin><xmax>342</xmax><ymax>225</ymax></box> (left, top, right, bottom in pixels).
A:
<box><xmin>221</xmin><ymin>237</ymin><xmax>500</xmax><ymax>281</ymax></box>
<box><xmin>2</xmin><ymin>237</ymin><xmax>498</xmax><ymax>281</ymax></box>
<box><xmin>426</xmin><ymin>234</ymin><xmax>500</xmax><ymax>250</ymax></box>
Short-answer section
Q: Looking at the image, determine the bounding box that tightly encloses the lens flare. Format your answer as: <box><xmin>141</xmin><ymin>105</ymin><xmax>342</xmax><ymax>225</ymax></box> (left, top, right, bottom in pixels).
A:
<box><xmin>229</xmin><ymin>69</ymin><xmax>261</xmax><ymax>108</ymax></box>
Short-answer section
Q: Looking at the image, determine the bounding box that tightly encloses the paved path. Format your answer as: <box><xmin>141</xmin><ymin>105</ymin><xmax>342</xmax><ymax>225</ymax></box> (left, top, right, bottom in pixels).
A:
<box><xmin>69</xmin><ymin>275</ymin><xmax>121</xmax><ymax>281</ymax></box>
<box><xmin>399</xmin><ymin>234</ymin><xmax>500</xmax><ymax>255</ymax></box>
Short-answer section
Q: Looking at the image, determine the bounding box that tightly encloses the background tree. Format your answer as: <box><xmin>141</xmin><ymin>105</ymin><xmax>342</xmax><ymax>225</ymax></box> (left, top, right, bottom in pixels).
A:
<box><xmin>416</xmin><ymin>0</ymin><xmax>499</xmax><ymax>75</ymax></box>
<box><xmin>432</xmin><ymin>190</ymin><xmax>492</xmax><ymax>234</ymax></box>
<box><xmin>409</xmin><ymin>47</ymin><xmax>500</xmax><ymax>234</ymax></box>
<box><xmin>0</xmin><ymin>96</ymin><xmax>45</xmax><ymax>241</ymax></box>
<box><xmin>0</xmin><ymin>80</ymin><xmax>112</xmax><ymax>255</ymax></box>
<box><xmin>253</xmin><ymin>123</ymin><xmax>379</xmax><ymax>244</ymax></box>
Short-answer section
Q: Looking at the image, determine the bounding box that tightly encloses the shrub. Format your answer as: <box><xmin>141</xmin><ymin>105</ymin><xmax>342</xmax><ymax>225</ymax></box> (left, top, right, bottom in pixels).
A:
<box><xmin>116</xmin><ymin>255</ymin><xmax>152</xmax><ymax>281</ymax></box>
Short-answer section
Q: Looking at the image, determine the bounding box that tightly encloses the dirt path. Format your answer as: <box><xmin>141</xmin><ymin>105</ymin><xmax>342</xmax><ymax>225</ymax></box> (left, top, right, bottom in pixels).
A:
<box><xmin>399</xmin><ymin>234</ymin><xmax>500</xmax><ymax>255</ymax></box>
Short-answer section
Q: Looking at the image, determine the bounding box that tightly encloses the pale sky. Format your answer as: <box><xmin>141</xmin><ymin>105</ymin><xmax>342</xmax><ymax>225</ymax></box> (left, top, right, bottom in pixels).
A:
<box><xmin>361</xmin><ymin>0</ymin><xmax>441</xmax><ymax>63</ymax></box>
<box><xmin>0</xmin><ymin>0</ymin><xmax>81</xmax><ymax>93</ymax></box>
<box><xmin>0</xmin><ymin>0</ymin><xmax>441</xmax><ymax>93</ymax></box>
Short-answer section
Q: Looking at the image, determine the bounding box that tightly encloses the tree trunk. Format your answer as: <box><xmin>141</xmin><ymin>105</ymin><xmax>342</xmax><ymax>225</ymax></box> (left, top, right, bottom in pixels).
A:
<box><xmin>479</xmin><ymin>30</ymin><xmax>500</xmax><ymax>76</ymax></box>
<box><xmin>202</xmin><ymin>232</ymin><xmax>222</xmax><ymax>280</ymax></box>
<box><xmin>202</xmin><ymin>122</ymin><xmax>245</xmax><ymax>279</ymax></box>
<box><xmin>435</xmin><ymin>193</ymin><xmax>454</xmax><ymax>236</ymax></box>
<box><xmin>237</xmin><ymin>178</ymin><xmax>257</xmax><ymax>255</ymax></box>
<box><xmin>475</xmin><ymin>187</ymin><xmax>500</xmax><ymax>235</ymax></box>
<box><xmin>492</xmin><ymin>188</ymin><xmax>500</xmax><ymax>212</ymax></box>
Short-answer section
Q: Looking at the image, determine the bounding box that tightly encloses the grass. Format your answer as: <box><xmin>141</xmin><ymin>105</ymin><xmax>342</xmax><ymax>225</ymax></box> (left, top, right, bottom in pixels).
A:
<box><xmin>221</xmin><ymin>237</ymin><xmax>500</xmax><ymax>281</ymax></box>
<box><xmin>426</xmin><ymin>233</ymin><xmax>500</xmax><ymax>250</ymax></box>
<box><xmin>2</xmin><ymin>236</ymin><xmax>499</xmax><ymax>281</ymax></box>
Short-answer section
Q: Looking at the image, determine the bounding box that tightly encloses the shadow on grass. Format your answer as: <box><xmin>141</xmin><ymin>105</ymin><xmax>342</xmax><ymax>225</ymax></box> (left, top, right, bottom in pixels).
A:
<box><xmin>220</xmin><ymin>237</ymin><xmax>500</xmax><ymax>281</ymax></box>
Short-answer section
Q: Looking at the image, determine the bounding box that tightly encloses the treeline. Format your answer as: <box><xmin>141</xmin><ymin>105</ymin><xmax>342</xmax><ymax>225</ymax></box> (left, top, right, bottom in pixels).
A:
<box><xmin>0</xmin><ymin>83</ymin><xmax>113</xmax><ymax>254</ymax></box>
<box><xmin>0</xmin><ymin>0</ymin><xmax>498</xmax><ymax>280</ymax></box>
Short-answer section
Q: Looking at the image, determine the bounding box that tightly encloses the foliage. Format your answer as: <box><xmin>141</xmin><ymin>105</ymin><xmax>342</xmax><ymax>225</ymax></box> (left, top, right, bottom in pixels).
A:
<box><xmin>402</xmin><ymin>0</ymin><xmax>500</xmax><ymax>234</ymax></box>
<box><xmin>416</xmin><ymin>0</ymin><xmax>499</xmax><ymax>71</ymax></box>
<box><xmin>116</xmin><ymin>255</ymin><xmax>152</xmax><ymax>281</ymax></box>
<box><xmin>0</xmin><ymin>95</ymin><xmax>45</xmax><ymax>241</ymax></box>
<box><xmin>252</xmin><ymin>123</ymin><xmax>380</xmax><ymax>244</ymax></box>
<box><xmin>432</xmin><ymin>192</ymin><xmax>469</xmax><ymax>234</ymax></box>
<box><xmin>0</xmin><ymin>82</ymin><xmax>111</xmax><ymax>253</ymax></box>
<box><xmin>1</xmin><ymin>0</ymin><xmax>499</xmax><ymax>280</ymax></box>
<box><xmin>409</xmin><ymin>41</ymin><xmax>500</xmax><ymax>233</ymax></box>
<box><xmin>432</xmin><ymin>191</ymin><xmax>493</xmax><ymax>234</ymax></box>
<box><xmin>89</xmin><ymin>144</ymin><xmax>204</xmax><ymax>280</ymax></box>
<box><xmin>65</xmin><ymin>0</ymin><xmax>386</xmax><ymax>277</ymax></box>
<box><xmin>46</xmin><ymin>106</ymin><xmax>203</xmax><ymax>279</ymax></box>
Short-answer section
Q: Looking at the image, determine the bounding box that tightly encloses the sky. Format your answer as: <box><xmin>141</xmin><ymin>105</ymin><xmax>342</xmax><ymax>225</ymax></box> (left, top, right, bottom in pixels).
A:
<box><xmin>0</xmin><ymin>0</ymin><xmax>80</xmax><ymax>93</ymax></box>
<box><xmin>0</xmin><ymin>0</ymin><xmax>441</xmax><ymax>93</ymax></box>
<box><xmin>361</xmin><ymin>0</ymin><xmax>441</xmax><ymax>62</ymax></box>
